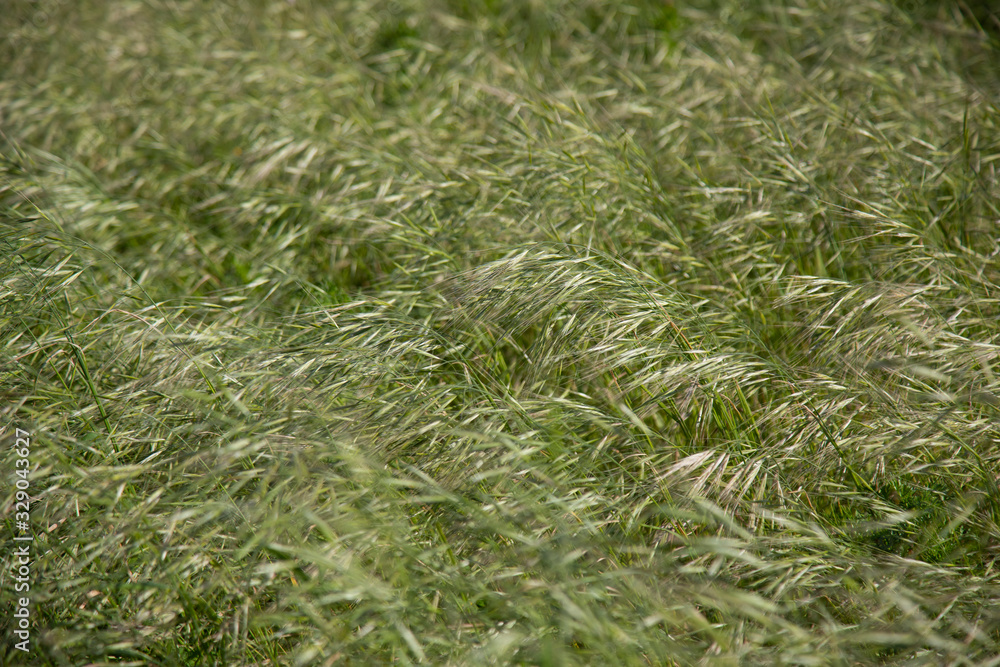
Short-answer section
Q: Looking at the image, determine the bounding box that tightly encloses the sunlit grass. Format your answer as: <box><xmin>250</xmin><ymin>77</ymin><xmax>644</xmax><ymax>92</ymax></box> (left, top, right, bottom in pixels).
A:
<box><xmin>2</xmin><ymin>0</ymin><xmax>999</xmax><ymax>664</ymax></box>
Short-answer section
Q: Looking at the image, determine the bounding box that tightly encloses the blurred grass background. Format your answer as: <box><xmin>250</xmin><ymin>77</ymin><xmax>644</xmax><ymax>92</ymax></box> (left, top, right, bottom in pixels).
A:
<box><xmin>2</xmin><ymin>0</ymin><xmax>1000</xmax><ymax>664</ymax></box>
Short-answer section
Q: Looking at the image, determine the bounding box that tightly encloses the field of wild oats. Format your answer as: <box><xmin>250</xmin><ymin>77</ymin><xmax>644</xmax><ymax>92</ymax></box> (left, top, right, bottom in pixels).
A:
<box><xmin>2</xmin><ymin>1</ymin><xmax>1000</xmax><ymax>664</ymax></box>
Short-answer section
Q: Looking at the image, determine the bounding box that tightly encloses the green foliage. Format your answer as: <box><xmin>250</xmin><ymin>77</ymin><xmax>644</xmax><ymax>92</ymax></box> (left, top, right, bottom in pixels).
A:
<box><xmin>2</xmin><ymin>0</ymin><xmax>1000</xmax><ymax>664</ymax></box>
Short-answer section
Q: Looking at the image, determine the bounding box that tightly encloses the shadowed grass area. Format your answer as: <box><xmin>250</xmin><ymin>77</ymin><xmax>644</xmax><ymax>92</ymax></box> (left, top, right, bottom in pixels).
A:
<box><xmin>2</xmin><ymin>0</ymin><xmax>999</xmax><ymax>664</ymax></box>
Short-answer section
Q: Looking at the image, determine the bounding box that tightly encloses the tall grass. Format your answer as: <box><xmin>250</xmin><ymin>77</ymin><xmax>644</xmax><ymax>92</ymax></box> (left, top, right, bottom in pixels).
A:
<box><xmin>2</xmin><ymin>0</ymin><xmax>999</xmax><ymax>664</ymax></box>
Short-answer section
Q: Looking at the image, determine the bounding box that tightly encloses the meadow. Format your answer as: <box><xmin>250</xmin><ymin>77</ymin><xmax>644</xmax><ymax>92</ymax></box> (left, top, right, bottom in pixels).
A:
<box><xmin>2</xmin><ymin>0</ymin><xmax>999</xmax><ymax>664</ymax></box>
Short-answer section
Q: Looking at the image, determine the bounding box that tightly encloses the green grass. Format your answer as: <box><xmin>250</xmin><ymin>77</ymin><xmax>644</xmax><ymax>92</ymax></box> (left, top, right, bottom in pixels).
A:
<box><xmin>2</xmin><ymin>0</ymin><xmax>999</xmax><ymax>664</ymax></box>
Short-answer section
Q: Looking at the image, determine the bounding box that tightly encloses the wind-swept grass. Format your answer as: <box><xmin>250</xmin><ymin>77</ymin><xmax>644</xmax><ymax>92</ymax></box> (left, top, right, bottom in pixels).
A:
<box><xmin>2</xmin><ymin>0</ymin><xmax>999</xmax><ymax>664</ymax></box>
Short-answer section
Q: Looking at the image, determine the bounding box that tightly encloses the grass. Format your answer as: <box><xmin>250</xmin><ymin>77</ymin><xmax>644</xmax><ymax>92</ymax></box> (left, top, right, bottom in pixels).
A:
<box><xmin>1</xmin><ymin>0</ymin><xmax>999</xmax><ymax>664</ymax></box>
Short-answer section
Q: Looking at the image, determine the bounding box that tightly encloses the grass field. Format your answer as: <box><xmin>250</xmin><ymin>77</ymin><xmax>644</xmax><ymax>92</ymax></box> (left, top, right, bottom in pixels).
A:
<box><xmin>2</xmin><ymin>0</ymin><xmax>999</xmax><ymax>664</ymax></box>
